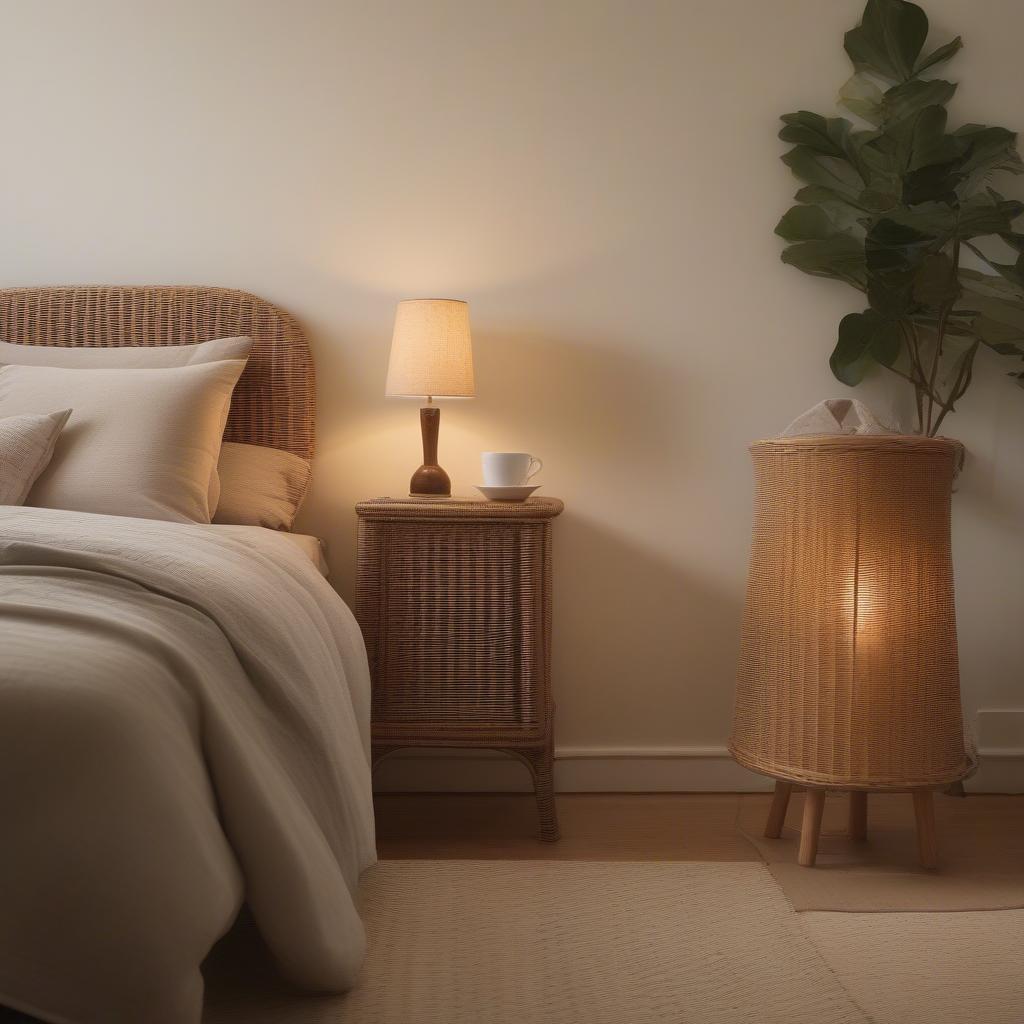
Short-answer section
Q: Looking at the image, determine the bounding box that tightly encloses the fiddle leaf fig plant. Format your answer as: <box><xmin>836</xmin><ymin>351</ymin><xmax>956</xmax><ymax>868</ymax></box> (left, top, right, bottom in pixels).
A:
<box><xmin>777</xmin><ymin>0</ymin><xmax>1024</xmax><ymax>435</ymax></box>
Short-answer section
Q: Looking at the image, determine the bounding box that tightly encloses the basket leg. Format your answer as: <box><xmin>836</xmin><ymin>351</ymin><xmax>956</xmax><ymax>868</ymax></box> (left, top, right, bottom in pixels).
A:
<box><xmin>912</xmin><ymin>789</ymin><xmax>938</xmax><ymax>869</ymax></box>
<box><xmin>798</xmin><ymin>789</ymin><xmax>826</xmax><ymax>867</ymax></box>
<box><xmin>848</xmin><ymin>791</ymin><xmax>868</xmax><ymax>842</ymax></box>
<box><xmin>764</xmin><ymin>781</ymin><xmax>793</xmax><ymax>838</ymax></box>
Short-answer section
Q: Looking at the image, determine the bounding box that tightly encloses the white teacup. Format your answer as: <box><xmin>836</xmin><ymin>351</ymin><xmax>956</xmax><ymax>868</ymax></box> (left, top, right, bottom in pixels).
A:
<box><xmin>482</xmin><ymin>451</ymin><xmax>543</xmax><ymax>487</ymax></box>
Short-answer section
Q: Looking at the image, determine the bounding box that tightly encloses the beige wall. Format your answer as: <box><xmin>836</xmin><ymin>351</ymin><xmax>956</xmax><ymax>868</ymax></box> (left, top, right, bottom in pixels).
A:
<box><xmin>2</xmin><ymin>0</ymin><xmax>1022</xmax><ymax>788</ymax></box>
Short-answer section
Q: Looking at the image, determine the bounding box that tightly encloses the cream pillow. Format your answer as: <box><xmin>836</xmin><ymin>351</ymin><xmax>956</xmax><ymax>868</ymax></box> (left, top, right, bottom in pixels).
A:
<box><xmin>214</xmin><ymin>442</ymin><xmax>312</xmax><ymax>531</ymax></box>
<box><xmin>0</xmin><ymin>362</ymin><xmax>246</xmax><ymax>523</ymax></box>
<box><xmin>0</xmin><ymin>335</ymin><xmax>252</xmax><ymax>368</ymax></box>
<box><xmin>0</xmin><ymin>336</ymin><xmax>253</xmax><ymax>514</ymax></box>
<box><xmin>0</xmin><ymin>409</ymin><xmax>72</xmax><ymax>505</ymax></box>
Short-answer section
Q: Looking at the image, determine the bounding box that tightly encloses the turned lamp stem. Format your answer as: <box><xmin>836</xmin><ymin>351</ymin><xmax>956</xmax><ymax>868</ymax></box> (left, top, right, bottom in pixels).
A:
<box><xmin>411</xmin><ymin>396</ymin><xmax>452</xmax><ymax>497</ymax></box>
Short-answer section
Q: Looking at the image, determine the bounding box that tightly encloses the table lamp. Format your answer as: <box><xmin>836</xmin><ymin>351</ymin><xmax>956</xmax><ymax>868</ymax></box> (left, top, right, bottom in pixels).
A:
<box><xmin>386</xmin><ymin>298</ymin><xmax>474</xmax><ymax>497</ymax></box>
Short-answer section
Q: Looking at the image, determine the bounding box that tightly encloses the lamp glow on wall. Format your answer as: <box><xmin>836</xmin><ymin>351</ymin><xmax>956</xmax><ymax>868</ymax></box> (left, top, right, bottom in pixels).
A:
<box><xmin>386</xmin><ymin>298</ymin><xmax>474</xmax><ymax>497</ymax></box>
<box><xmin>730</xmin><ymin>435</ymin><xmax>973</xmax><ymax>868</ymax></box>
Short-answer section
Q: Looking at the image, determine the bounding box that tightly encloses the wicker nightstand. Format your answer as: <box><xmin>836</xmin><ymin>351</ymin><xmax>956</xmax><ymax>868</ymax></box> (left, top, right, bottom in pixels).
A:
<box><xmin>355</xmin><ymin>496</ymin><xmax>564</xmax><ymax>840</ymax></box>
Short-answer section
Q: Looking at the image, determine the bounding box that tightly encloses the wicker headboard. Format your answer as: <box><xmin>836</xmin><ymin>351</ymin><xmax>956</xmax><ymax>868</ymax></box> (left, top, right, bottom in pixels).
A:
<box><xmin>0</xmin><ymin>286</ymin><xmax>315</xmax><ymax>460</ymax></box>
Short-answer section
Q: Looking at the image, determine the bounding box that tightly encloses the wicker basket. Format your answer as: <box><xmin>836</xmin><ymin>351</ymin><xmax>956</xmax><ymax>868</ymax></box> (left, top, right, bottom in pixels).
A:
<box><xmin>731</xmin><ymin>435</ymin><xmax>973</xmax><ymax>791</ymax></box>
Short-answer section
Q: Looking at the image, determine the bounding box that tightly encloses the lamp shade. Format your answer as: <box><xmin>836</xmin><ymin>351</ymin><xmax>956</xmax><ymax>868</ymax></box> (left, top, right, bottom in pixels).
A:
<box><xmin>385</xmin><ymin>298</ymin><xmax>475</xmax><ymax>399</ymax></box>
<box><xmin>730</xmin><ymin>435</ymin><xmax>973</xmax><ymax>790</ymax></box>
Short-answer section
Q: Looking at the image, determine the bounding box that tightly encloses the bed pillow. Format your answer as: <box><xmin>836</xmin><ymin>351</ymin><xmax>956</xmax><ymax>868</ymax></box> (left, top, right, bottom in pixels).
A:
<box><xmin>0</xmin><ymin>335</ymin><xmax>252</xmax><ymax>367</ymax></box>
<box><xmin>0</xmin><ymin>361</ymin><xmax>246</xmax><ymax>523</ymax></box>
<box><xmin>214</xmin><ymin>442</ymin><xmax>312</xmax><ymax>531</ymax></box>
<box><xmin>0</xmin><ymin>335</ymin><xmax>253</xmax><ymax>513</ymax></box>
<box><xmin>0</xmin><ymin>409</ymin><xmax>72</xmax><ymax>505</ymax></box>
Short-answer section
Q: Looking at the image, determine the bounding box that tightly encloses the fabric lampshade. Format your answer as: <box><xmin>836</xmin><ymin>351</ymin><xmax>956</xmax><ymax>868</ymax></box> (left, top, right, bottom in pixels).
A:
<box><xmin>730</xmin><ymin>435</ymin><xmax>973</xmax><ymax>790</ymax></box>
<box><xmin>385</xmin><ymin>299</ymin><xmax>475</xmax><ymax>399</ymax></box>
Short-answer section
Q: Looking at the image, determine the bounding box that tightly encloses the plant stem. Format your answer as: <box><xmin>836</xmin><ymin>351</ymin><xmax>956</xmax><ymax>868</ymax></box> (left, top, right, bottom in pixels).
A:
<box><xmin>900</xmin><ymin>322</ymin><xmax>927</xmax><ymax>434</ymax></box>
<box><xmin>924</xmin><ymin>238</ymin><xmax>961</xmax><ymax>435</ymax></box>
<box><xmin>931</xmin><ymin>340</ymin><xmax>980</xmax><ymax>436</ymax></box>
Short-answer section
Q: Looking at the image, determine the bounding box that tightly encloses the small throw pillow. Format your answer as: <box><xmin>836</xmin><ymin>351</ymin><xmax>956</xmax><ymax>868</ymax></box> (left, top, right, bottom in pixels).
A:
<box><xmin>0</xmin><ymin>335</ymin><xmax>252</xmax><ymax>368</ymax></box>
<box><xmin>214</xmin><ymin>442</ymin><xmax>312</xmax><ymax>531</ymax></box>
<box><xmin>0</xmin><ymin>409</ymin><xmax>72</xmax><ymax>505</ymax></box>
<box><xmin>0</xmin><ymin>361</ymin><xmax>246</xmax><ymax>523</ymax></box>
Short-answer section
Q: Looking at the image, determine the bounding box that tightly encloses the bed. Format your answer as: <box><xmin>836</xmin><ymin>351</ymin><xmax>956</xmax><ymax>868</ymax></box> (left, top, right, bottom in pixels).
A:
<box><xmin>0</xmin><ymin>287</ymin><xmax>376</xmax><ymax>1024</ymax></box>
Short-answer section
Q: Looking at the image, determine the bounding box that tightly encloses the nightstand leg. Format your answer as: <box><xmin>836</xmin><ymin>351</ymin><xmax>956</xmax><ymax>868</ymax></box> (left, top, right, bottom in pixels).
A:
<box><xmin>508</xmin><ymin>744</ymin><xmax>560</xmax><ymax>842</ymax></box>
<box><xmin>532</xmin><ymin>744</ymin><xmax>560</xmax><ymax>843</ymax></box>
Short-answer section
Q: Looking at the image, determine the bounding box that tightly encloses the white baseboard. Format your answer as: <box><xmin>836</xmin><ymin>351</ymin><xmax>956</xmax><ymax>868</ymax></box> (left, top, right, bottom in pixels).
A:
<box><xmin>966</xmin><ymin>748</ymin><xmax>1024</xmax><ymax>793</ymax></box>
<box><xmin>372</xmin><ymin>745</ymin><xmax>1024</xmax><ymax>794</ymax></box>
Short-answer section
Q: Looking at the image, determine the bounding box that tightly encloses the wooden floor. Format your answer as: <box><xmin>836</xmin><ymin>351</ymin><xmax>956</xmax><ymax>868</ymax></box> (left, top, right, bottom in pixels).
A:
<box><xmin>375</xmin><ymin>790</ymin><xmax>1024</xmax><ymax>860</ymax></box>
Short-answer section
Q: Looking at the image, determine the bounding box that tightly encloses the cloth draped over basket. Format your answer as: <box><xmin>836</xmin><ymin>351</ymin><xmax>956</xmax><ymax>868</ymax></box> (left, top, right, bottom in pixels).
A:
<box><xmin>730</xmin><ymin>402</ymin><xmax>975</xmax><ymax>790</ymax></box>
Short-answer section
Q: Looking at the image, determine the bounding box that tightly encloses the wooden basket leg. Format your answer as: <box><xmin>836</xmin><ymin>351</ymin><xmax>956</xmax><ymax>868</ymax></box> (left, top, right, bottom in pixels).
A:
<box><xmin>912</xmin><ymin>789</ymin><xmax>938</xmax><ymax>869</ymax></box>
<box><xmin>798</xmin><ymin>789</ymin><xmax>826</xmax><ymax>867</ymax></box>
<box><xmin>764</xmin><ymin>781</ymin><xmax>793</xmax><ymax>838</ymax></box>
<box><xmin>849</xmin><ymin>791</ymin><xmax>868</xmax><ymax>842</ymax></box>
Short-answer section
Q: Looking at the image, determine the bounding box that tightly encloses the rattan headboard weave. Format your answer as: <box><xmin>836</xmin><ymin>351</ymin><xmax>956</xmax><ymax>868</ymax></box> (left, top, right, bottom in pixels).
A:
<box><xmin>0</xmin><ymin>286</ymin><xmax>315</xmax><ymax>460</ymax></box>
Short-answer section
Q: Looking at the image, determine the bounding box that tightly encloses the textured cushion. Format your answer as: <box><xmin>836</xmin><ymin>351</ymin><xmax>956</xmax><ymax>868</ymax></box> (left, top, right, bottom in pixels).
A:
<box><xmin>0</xmin><ymin>409</ymin><xmax>71</xmax><ymax>505</ymax></box>
<box><xmin>0</xmin><ymin>362</ymin><xmax>246</xmax><ymax>523</ymax></box>
<box><xmin>0</xmin><ymin>335</ymin><xmax>252</xmax><ymax>367</ymax></box>
<box><xmin>213</xmin><ymin>442</ymin><xmax>312</xmax><ymax>531</ymax></box>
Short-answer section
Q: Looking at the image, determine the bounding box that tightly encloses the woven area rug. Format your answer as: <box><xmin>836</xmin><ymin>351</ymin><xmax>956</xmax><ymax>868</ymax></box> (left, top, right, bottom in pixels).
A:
<box><xmin>805</xmin><ymin>909</ymin><xmax>1024</xmax><ymax>1024</ymax></box>
<box><xmin>737</xmin><ymin>792</ymin><xmax>1024</xmax><ymax>912</ymax></box>
<box><xmin>203</xmin><ymin>861</ymin><xmax>868</xmax><ymax>1023</ymax></box>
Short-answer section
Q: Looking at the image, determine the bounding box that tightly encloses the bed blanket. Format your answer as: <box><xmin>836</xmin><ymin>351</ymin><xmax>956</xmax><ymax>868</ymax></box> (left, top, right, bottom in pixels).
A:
<box><xmin>0</xmin><ymin>506</ymin><xmax>375</xmax><ymax>1024</ymax></box>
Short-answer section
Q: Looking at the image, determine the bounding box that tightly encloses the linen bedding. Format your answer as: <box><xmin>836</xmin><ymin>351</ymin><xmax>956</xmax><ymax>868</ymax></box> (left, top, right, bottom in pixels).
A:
<box><xmin>0</xmin><ymin>505</ymin><xmax>376</xmax><ymax>1024</ymax></box>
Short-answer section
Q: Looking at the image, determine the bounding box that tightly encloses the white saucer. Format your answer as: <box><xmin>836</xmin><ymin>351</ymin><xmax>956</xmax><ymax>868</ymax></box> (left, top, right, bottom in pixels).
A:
<box><xmin>476</xmin><ymin>484</ymin><xmax>540</xmax><ymax>502</ymax></box>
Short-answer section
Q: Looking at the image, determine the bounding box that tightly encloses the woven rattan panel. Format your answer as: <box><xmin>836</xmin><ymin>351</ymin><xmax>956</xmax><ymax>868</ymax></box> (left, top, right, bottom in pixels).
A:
<box><xmin>357</xmin><ymin>498</ymin><xmax>562</xmax><ymax>747</ymax></box>
<box><xmin>731</xmin><ymin>435</ymin><xmax>971</xmax><ymax>790</ymax></box>
<box><xmin>361</xmin><ymin>521</ymin><xmax>548</xmax><ymax>741</ymax></box>
<box><xmin>0</xmin><ymin>286</ymin><xmax>314</xmax><ymax>459</ymax></box>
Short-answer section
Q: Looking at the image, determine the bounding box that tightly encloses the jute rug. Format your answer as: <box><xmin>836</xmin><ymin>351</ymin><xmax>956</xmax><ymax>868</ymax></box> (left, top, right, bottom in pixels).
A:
<box><xmin>737</xmin><ymin>792</ymin><xmax>1024</xmax><ymax>913</ymax></box>
<box><xmin>203</xmin><ymin>861</ymin><xmax>868</xmax><ymax>1023</ymax></box>
<box><xmin>804</xmin><ymin>908</ymin><xmax>1024</xmax><ymax>1024</ymax></box>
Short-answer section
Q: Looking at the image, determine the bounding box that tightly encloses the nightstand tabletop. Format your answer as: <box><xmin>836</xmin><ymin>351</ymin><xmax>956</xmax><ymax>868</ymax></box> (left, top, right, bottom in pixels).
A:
<box><xmin>356</xmin><ymin>496</ymin><xmax>564</xmax><ymax>520</ymax></box>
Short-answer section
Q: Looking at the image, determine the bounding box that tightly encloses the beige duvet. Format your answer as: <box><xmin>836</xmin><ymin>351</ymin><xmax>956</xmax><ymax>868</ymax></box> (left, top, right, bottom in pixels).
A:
<box><xmin>0</xmin><ymin>506</ymin><xmax>376</xmax><ymax>1024</ymax></box>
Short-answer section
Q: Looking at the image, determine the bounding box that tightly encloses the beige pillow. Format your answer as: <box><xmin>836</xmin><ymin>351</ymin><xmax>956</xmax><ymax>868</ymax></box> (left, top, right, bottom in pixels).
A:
<box><xmin>0</xmin><ymin>361</ymin><xmax>246</xmax><ymax>523</ymax></box>
<box><xmin>214</xmin><ymin>442</ymin><xmax>312</xmax><ymax>531</ymax></box>
<box><xmin>0</xmin><ymin>336</ymin><xmax>253</xmax><ymax>513</ymax></box>
<box><xmin>0</xmin><ymin>409</ymin><xmax>72</xmax><ymax>505</ymax></box>
<box><xmin>0</xmin><ymin>335</ymin><xmax>252</xmax><ymax>368</ymax></box>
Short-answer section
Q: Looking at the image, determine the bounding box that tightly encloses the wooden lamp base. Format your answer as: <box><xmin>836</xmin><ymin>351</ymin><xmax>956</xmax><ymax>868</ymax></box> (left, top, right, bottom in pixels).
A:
<box><xmin>410</xmin><ymin>405</ymin><xmax>451</xmax><ymax>497</ymax></box>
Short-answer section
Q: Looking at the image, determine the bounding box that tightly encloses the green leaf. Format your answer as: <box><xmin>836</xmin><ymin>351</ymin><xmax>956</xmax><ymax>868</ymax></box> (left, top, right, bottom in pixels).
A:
<box><xmin>954</xmin><ymin>125</ymin><xmax>1024</xmax><ymax>196</ymax></box>
<box><xmin>779</xmin><ymin>112</ymin><xmax>850</xmax><ymax>157</ymax></box>
<box><xmin>957</xmin><ymin>271</ymin><xmax>1024</xmax><ymax>350</ymax></box>
<box><xmin>781</xmin><ymin>234</ymin><xmax>867</xmax><ymax>288</ymax></box>
<box><xmin>844</xmin><ymin>0</ymin><xmax>929</xmax><ymax>82</ymax></box>
<box><xmin>793</xmin><ymin>186</ymin><xmax>870</xmax><ymax>231</ymax></box>
<box><xmin>829</xmin><ymin>310</ymin><xmax>902</xmax><ymax>383</ymax></box>
<box><xmin>774</xmin><ymin>205</ymin><xmax>842</xmax><ymax>241</ymax></box>
<box><xmin>838</xmin><ymin>74</ymin><xmax>885</xmax><ymax>126</ymax></box>
<box><xmin>915</xmin><ymin>35</ymin><xmax>963</xmax><ymax>74</ymax></box>
<box><xmin>956</xmin><ymin>193</ymin><xmax>1024</xmax><ymax>238</ymax></box>
<box><xmin>912</xmin><ymin>251</ymin><xmax>956</xmax><ymax>306</ymax></box>
<box><xmin>831</xmin><ymin>312</ymin><xmax>877</xmax><ymax>384</ymax></box>
<box><xmin>870</xmin><ymin>319</ymin><xmax>903</xmax><ymax>365</ymax></box>
<box><xmin>907</xmin><ymin>106</ymin><xmax>964</xmax><ymax>172</ymax></box>
<box><xmin>883</xmin><ymin>78</ymin><xmax>957</xmax><ymax>122</ymax></box>
<box><xmin>781</xmin><ymin>146</ymin><xmax>865</xmax><ymax>200</ymax></box>
<box><xmin>865</xmin><ymin>217</ymin><xmax>936</xmax><ymax>315</ymax></box>
<box><xmin>999</xmin><ymin>232</ymin><xmax>1024</xmax><ymax>255</ymax></box>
